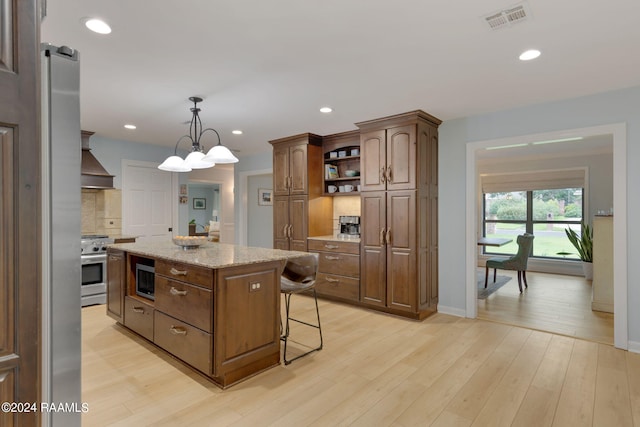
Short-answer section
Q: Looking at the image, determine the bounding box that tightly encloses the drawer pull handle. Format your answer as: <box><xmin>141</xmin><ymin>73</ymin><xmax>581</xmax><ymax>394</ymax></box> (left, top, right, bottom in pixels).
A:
<box><xmin>326</xmin><ymin>277</ymin><xmax>340</xmax><ymax>283</ymax></box>
<box><xmin>170</xmin><ymin>326</ymin><xmax>187</xmax><ymax>335</ymax></box>
<box><xmin>170</xmin><ymin>287</ymin><xmax>187</xmax><ymax>296</ymax></box>
<box><xmin>132</xmin><ymin>307</ymin><xmax>145</xmax><ymax>313</ymax></box>
<box><xmin>170</xmin><ymin>267</ymin><xmax>188</xmax><ymax>276</ymax></box>
<box><xmin>324</xmin><ymin>244</ymin><xmax>339</xmax><ymax>249</ymax></box>
<box><xmin>325</xmin><ymin>255</ymin><xmax>340</xmax><ymax>261</ymax></box>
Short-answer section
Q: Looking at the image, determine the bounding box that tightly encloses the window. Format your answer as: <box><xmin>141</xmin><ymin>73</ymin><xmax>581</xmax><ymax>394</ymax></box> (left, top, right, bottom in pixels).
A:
<box><xmin>483</xmin><ymin>188</ymin><xmax>583</xmax><ymax>259</ymax></box>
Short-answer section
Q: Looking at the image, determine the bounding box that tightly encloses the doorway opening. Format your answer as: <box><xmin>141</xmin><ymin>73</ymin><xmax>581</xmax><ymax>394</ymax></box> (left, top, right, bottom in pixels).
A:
<box><xmin>465</xmin><ymin>123</ymin><xmax>627</xmax><ymax>349</ymax></box>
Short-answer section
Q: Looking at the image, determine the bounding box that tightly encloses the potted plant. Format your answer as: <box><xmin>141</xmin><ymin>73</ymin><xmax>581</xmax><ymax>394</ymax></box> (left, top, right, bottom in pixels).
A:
<box><xmin>565</xmin><ymin>223</ymin><xmax>593</xmax><ymax>279</ymax></box>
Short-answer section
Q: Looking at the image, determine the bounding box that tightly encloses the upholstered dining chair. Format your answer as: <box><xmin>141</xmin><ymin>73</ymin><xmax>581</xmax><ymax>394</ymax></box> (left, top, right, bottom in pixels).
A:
<box><xmin>485</xmin><ymin>233</ymin><xmax>535</xmax><ymax>293</ymax></box>
<box><xmin>280</xmin><ymin>253</ymin><xmax>323</xmax><ymax>365</ymax></box>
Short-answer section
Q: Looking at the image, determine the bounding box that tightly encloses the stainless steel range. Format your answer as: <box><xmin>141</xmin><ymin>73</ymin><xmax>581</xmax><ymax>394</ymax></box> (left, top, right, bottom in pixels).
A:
<box><xmin>80</xmin><ymin>234</ymin><xmax>114</xmax><ymax>306</ymax></box>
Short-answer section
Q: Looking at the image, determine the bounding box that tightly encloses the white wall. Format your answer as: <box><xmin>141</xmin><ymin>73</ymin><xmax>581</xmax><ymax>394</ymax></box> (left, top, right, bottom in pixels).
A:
<box><xmin>439</xmin><ymin>85</ymin><xmax>639</xmax><ymax>347</ymax></box>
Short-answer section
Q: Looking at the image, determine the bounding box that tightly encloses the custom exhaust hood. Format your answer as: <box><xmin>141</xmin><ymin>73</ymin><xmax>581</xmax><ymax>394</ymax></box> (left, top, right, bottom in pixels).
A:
<box><xmin>81</xmin><ymin>130</ymin><xmax>114</xmax><ymax>189</ymax></box>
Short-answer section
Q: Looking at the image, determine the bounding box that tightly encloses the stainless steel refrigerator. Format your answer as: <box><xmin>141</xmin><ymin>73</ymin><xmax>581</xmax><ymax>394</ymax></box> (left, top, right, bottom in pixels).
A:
<box><xmin>41</xmin><ymin>43</ymin><xmax>82</xmax><ymax>427</ymax></box>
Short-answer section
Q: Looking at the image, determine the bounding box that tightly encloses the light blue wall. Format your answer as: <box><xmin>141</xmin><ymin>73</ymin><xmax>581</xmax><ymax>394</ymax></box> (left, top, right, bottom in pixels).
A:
<box><xmin>439</xmin><ymin>85</ymin><xmax>640</xmax><ymax>343</ymax></box>
<box><xmin>247</xmin><ymin>174</ymin><xmax>274</xmax><ymax>248</ymax></box>
<box><xmin>86</xmin><ymin>135</ymin><xmax>181</xmax><ymax>189</ymax></box>
<box><xmin>234</xmin><ymin>150</ymin><xmax>272</xmax><ymax>242</ymax></box>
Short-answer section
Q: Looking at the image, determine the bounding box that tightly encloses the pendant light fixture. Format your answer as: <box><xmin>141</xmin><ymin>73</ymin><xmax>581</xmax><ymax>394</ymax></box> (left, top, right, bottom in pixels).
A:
<box><xmin>158</xmin><ymin>96</ymin><xmax>239</xmax><ymax>172</ymax></box>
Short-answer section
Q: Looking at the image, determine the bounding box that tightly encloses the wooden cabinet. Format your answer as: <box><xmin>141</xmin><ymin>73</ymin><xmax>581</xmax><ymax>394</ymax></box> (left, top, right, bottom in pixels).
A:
<box><xmin>357</xmin><ymin>111</ymin><xmax>441</xmax><ymax>319</ymax></box>
<box><xmin>271</xmin><ymin>134</ymin><xmax>332</xmax><ymax>251</ymax></box>
<box><xmin>309</xmin><ymin>239</ymin><xmax>360</xmax><ymax>302</ymax></box>
<box><xmin>106</xmin><ymin>248</ymin><xmax>125</xmax><ymax>322</ymax></box>
<box><xmin>360</xmin><ymin>125</ymin><xmax>416</xmax><ymax>192</ymax></box>
<box><xmin>361</xmin><ymin>190</ymin><xmax>417</xmax><ymax>311</ymax></box>
<box><xmin>272</xmin><ymin>133</ymin><xmax>323</xmax><ymax>196</ymax></box>
<box><xmin>110</xmin><ymin>249</ymin><xmax>284</xmax><ymax>388</ymax></box>
<box><xmin>124</xmin><ymin>296</ymin><xmax>154</xmax><ymax>341</ymax></box>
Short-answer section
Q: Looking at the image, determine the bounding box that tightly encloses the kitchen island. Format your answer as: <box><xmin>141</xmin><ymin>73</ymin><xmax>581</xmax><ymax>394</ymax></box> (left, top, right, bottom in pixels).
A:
<box><xmin>106</xmin><ymin>241</ymin><xmax>308</xmax><ymax>388</ymax></box>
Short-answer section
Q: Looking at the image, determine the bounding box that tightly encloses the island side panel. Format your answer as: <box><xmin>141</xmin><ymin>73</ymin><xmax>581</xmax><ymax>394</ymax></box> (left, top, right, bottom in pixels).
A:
<box><xmin>213</xmin><ymin>260</ymin><xmax>283</xmax><ymax>387</ymax></box>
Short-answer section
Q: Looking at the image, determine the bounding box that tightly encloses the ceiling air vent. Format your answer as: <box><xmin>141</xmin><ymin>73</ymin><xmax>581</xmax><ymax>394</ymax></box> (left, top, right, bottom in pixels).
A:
<box><xmin>483</xmin><ymin>2</ymin><xmax>531</xmax><ymax>30</ymax></box>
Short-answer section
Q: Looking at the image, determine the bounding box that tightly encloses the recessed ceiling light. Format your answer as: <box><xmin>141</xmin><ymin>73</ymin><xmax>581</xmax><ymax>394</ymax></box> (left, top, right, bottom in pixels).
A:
<box><xmin>319</xmin><ymin>107</ymin><xmax>333</xmax><ymax>113</ymax></box>
<box><xmin>232</xmin><ymin>130</ymin><xmax>243</xmax><ymax>135</ymax></box>
<box><xmin>519</xmin><ymin>49</ymin><xmax>541</xmax><ymax>61</ymax></box>
<box><xmin>85</xmin><ymin>18</ymin><xmax>112</xmax><ymax>34</ymax></box>
<box><xmin>124</xmin><ymin>124</ymin><xmax>136</xmax><ymax>130</ymax></box>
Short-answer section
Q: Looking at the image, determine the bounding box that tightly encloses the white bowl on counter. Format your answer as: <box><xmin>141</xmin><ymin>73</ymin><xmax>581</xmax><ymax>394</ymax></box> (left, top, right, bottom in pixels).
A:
<box><xmin>172</xmin><ymin>235</ymin><xmax>208</xmax><ymax>249</ymax></box>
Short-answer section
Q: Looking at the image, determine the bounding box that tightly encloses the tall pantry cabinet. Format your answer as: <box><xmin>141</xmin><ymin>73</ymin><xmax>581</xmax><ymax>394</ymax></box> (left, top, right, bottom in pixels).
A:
<box><xmin>270</xmin><ymin>133</ymin><xmax>332</xmax><ymax>251</ymax></box>
<box><xmin>357</xmin><ymin>111</ymin><xmax>441</xmax><ymax>319</ymax></box>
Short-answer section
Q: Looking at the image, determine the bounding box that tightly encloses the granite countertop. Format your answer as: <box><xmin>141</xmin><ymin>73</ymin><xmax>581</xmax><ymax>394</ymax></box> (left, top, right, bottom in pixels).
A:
<box><xmin>109</xmin><ymin>240</ymin><xmax>309</xmax><ymax>269</ymax></box>
<box><xmin>307</xmin><ymin>234</ymin><xmax>361</xmax><ymax>243</ymax></box>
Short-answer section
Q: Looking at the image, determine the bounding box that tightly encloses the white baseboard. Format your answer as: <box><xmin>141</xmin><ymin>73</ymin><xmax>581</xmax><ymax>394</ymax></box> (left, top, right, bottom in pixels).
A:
<box><xmin>437</xmin><ymin>305</ymin><xmax>466</xmax><ymax>318</ymax></box>
<box><xmin>628</xmin><ymin>341</ymin><xmax>640</xmax><ymax>354</ymax></box>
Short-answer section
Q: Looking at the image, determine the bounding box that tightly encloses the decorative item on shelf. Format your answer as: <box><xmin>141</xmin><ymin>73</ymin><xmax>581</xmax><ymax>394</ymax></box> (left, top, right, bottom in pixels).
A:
<box><xmin>338</xmin><ymin>150</ymin><xmax>347</xmax><ymax>158</ymax></box>
<box><xmin>329</xmin><ymin>151</ymin><xmax>338</xmax><ymax>159</ymax></box>
<box><xmin>158</xmin><ymin>96</ymin><xmax>239</xmax><ymax>172</ymax></box>
<box><xmin>565</xmin><ymin>222</ymin><xmax>593</xmax><ymax>279</ymax></box>
<box><xmin>344</xmin><ymin>169</ymin><xmax>359</xmax><ymax>177</ymax></box>
<box><xmin>350</xmin><ymin>148</ymin><xmax>360</xmax><ymax>156</ymax></box>
<box><xmin>327</xmin><ymin>185</ymin><xmax>337</xmax><ymax>193</ymax></box>
<box><xmin>325</xmin><ymin>164</ymin><xmax>339</xmax><ymax>179</ymax></box>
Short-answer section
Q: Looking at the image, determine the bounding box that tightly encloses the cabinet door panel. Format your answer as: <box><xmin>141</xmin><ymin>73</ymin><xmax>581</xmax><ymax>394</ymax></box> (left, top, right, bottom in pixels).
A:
<box><xmin>386</xmin><ymin>125</ymin><xmax>416</xmax><ymax>191</ymax></box>
<box><xmin>387</xmin><ymin>190</ymin><xmax>417</xmax><ymax>311</ymax></box>
<box><xmin>273</xmin><ymin>145</ymin><xmax>290</xmax><ymax>196</ymax></box>
<box><xmin>360</xmin><ymin>191</ymin><xmax>386</xmax><ymax>306</ymax></box>
<box><xmin>273</xmin><ymin>196</ymin><xmax>290</xmax><ymax>249</ymax></box>
<box><xmin>289</xmin><ymin>144</ymin><xmax>308</xmax><ymax>195</ymax></box>
<box><xmin>289</xmin><ymin>195</ymin><xmax>308</xmax><ymax>251</ymax></box>
<box><xmin>360</xmin><ymin>130</ymin><xmax>386</xmax><ymax>191</ymax></box>
<box><xmin>106</xmin><ymin>249</ymin><xmax>125</xmax><ymax>322</ymax></box>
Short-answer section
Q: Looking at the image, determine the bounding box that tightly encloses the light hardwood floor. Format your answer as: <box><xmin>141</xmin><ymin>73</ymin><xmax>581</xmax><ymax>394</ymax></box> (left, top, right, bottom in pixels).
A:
<box><xmin>477</xmin><ymin>270</ymin><xmax>614</xmax><ymax>345</ymax></box>
<box><xmin>82</xmin><ymin>296</ymin><xmax>638</xmax><ymax>426</ymax></box>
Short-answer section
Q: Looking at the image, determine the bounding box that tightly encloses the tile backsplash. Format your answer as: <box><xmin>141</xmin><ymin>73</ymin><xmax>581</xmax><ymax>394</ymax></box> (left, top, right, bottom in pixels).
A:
<box><xmin>332</xmin><ymin>196</ymin><xmax>361</xmax><ymax>234</ymax></box>
<box><xmin>82</xmin><ymin>189</ymin><xmax>122</xmax><ymax>236</ymax></box>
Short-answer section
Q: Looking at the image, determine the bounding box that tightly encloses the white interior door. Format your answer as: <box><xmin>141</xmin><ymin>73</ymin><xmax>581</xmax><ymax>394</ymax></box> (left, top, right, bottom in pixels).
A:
<box><xmin>122</xmin><ymin>160</ymin><xmax>174</xmax><ymax>242</ymax></box>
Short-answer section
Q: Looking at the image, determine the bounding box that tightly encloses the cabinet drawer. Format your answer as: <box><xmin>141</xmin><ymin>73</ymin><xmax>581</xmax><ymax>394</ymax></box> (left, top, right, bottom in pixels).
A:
<box><xmin>315</xmin><ymin>273</ymin><xmax>359</xmax><ymax>301</ymax></box>
<box><xmin>314</xmin><ymin>251</ymin><xmax>360</xmax><ymax>278</ymax></box>
<box><xmin>124</xmin><ymin>296</ymin><xmax>154</xmax><ymax>341</ymax></box>
<box><xmin>155</xmin><ymin>260</ymin><xmax>213</xmax><ymax>289</ymax></box>
<box><xmin>308</xmin><ymin>239</ymin><xmax>360</xmax><ymax>254</ymax></box>
<box><xmin>154</xmin><ymin>311</ymin><xmax>212</xmax><ymax>374</ymax></box>
<box><xmin>155</xmin><ymin>276</ymin><xmax>212</xmax><ymax>332</ymax></box>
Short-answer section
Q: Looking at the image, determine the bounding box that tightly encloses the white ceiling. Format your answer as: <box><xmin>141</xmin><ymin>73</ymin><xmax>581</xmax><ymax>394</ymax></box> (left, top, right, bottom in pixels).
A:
<box><xmin>40</xmin><ymin>0</ymin><xmax>640</xmax><ymax>157</ymax></box>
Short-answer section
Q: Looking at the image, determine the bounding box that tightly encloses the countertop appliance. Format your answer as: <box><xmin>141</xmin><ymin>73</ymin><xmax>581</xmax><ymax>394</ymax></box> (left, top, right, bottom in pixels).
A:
<box><xmin>339</xmin><ymin>215</ymin><xmax>360</xmax><ymax>238</ymax></box>
<box><xmin>41</xmin><ymin>43</ymin><xmax>82</xmax><ymax>426</ymax></box>
<box><xmin>81</xmin><ymin>234</ymin><xmax>115</xmax><ymax>307</ymax></box>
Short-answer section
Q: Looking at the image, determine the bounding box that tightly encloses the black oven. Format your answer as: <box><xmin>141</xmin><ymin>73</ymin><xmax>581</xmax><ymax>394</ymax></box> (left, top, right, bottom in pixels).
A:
<box><xmin>136</xmin><ymin>263</ymin><xmax>155</xmax><ymax>300</ymax></box>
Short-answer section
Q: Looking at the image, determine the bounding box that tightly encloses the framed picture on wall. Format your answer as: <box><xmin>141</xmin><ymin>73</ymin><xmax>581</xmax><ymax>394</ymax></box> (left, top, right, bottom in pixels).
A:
<box><xmin>258</xmin><ymin>189</ymin><xmax>273</xmax><ymax>206</ymax></box>
<box><xmin>193</xmin><ymin>198</ymin><xmax>206</xmax><ymax>209</ymax></box>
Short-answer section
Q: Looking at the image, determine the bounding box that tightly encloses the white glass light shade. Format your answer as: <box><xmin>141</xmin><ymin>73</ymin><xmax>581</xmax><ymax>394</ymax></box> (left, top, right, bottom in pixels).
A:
<box><xmin>203</xmin><ymin>144</ymin><xmax>239</xmax><ymax>164</ymax></box>
<box><xmin>184</xmin><ymin>151</ymin><xmax>216</xmax><ymax>169</ymax></box>
<box><xmin>158</xmin><ymin>155</ymin><xmax>192</xmax><ymax>172</ymax></box>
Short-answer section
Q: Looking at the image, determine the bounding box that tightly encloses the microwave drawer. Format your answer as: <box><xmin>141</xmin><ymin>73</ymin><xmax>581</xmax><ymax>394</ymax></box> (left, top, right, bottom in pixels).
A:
<box><xmin>124</xmin><ymin>296</ymin><xmax>154</xmax><ymax>341</ymax></box>
<box><xmin>315</xmin><ymin>273</ymin><xmax>359</xmax><ymax>301</ymax></box>
<box><xmin>154</xmin><ymin>311</ymin><xmax>212</xmax><ymax>375</ymax></box>
<box><xmin>313</xmin><ymin>251</ymin><xmax>360</xmax><ymax>278</ymax></box>
<box><xmin>308</xmin><ymin>239</ymin><xmax>359</xmax><ymax>255</ymax></box>
<box><xmin>155</xmin><ymin>260</ymin><xmax>213</xmax><ymax>289</ymax></box>
<box><xmin>155</xmin><ymin>276</ymin><xmax>212</xmax><ymax>333</ymax></box>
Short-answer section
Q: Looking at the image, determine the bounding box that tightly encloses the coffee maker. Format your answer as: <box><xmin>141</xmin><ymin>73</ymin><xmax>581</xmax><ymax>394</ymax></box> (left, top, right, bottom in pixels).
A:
<box><xmin>338</xmin><ymin>216</ymin><xmax>360</xmax><ymax>238</ymax></box>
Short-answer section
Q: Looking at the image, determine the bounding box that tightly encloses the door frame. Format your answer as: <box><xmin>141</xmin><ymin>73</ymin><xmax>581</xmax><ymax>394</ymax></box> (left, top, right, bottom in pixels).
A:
<box><xmin>464</xmin><ymin>123</ymin><xmax>628</xmax><ymax>349</ymax></box>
